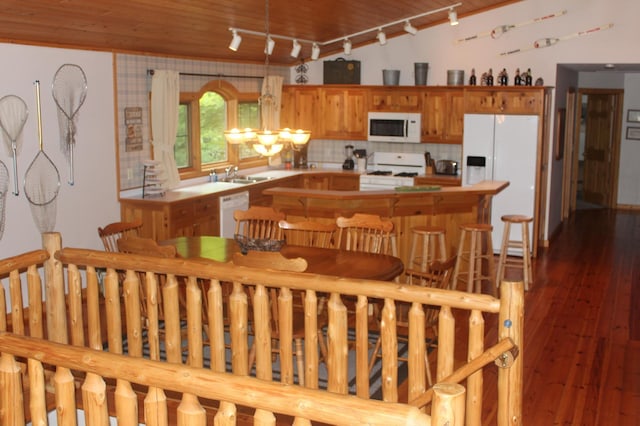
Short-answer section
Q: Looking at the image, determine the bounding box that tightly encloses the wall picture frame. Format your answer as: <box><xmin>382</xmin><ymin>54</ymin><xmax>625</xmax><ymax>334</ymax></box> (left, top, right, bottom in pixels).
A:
<box><xmin>626</xmin><ymin>126</ymin><xmax>640</xmax><ymax>140</ymax></box>
<box><xmin>627</xmin><ymin>109</ymin><xmax>640</xmax><ymax>123</ymax></box>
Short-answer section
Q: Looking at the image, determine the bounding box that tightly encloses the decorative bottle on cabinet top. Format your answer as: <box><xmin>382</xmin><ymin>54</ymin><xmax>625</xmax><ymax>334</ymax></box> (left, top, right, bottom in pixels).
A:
<box><xmin>469</xmin><ymin>68</ymin><xmax>477</xmax><ymax>85</ymax></box>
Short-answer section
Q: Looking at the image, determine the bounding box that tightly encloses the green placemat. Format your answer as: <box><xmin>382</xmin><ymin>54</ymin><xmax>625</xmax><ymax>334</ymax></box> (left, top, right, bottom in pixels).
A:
<box><xmin>394</xmin><ymin>185</ymin><xmax>441</xmax><ymax>192</ymax></box>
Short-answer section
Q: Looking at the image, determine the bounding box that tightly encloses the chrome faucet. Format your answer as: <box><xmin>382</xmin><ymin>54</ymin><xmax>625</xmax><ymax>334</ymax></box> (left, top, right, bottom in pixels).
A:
<box><xmin>224</xmin><ymin>165</ymin><xmax>239</xmax><ymax>180</ymax></box>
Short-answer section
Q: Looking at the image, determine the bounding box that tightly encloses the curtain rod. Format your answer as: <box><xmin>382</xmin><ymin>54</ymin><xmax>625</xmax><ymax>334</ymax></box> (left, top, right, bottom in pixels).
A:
<box><xmin>147</xmin><ymin>69</ymin><xmax>263</xmax><ymax>79</ymax></box>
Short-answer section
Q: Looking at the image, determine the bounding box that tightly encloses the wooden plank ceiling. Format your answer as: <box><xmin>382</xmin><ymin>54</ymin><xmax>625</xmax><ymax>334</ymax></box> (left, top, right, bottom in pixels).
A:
<box><xmin>0</xmin><ymin>0</ymin><xmax>520</xmax><ymax>65</ymax></box>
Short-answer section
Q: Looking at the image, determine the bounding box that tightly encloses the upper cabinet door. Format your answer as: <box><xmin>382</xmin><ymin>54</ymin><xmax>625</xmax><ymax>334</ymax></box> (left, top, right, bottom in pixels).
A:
<box><xmin>320</xmin><ymin>88</ymin><xmax>368</xmax><ymax>140</ymax></box>
<box><xmin>281</xmin><ymin>86</ymin><xmax>320</xmax><ymax>133</ymax></box>
<box><xmin>464</xmin><ymin>88</ymin><xmax>544</xmax><ymax>115</ymax></box>
<box><xmin>369</xmin><ymin>88</ymin><xmax>422</xmax><ymax>112</ymax></box>
<box><xmin>422</xmin><ymin>89</ymin><xmax>464</xmax><ymax>144</ymax></box>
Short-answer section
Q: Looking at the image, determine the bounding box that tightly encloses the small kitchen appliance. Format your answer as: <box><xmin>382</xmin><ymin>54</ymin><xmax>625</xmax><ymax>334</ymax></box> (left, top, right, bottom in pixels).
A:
<box><xmin>367</xmin><ymin>112</ymin><xmax>421</xmax><ymax>143</ymax></box>
<box><xmin>435</xmin><ymin>160</ymin><xmax>459</xmax><ymax>176</ymax></box>
<box><xmin>342</xmin><ymin>145</ymin><xmax>355</xmax><ymax>170</ymax></box>
<box><xmin>353</xmin><ymin>149</ymin><xmax>367</xmax><ymax>171</ymax></box>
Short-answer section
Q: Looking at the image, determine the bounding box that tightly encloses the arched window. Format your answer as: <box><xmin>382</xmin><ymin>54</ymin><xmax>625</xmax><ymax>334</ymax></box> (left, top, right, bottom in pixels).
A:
<box><xmin>174</xmin><ymin>80</ymin><xmax>265</xmax><ymax>179</ymax></box>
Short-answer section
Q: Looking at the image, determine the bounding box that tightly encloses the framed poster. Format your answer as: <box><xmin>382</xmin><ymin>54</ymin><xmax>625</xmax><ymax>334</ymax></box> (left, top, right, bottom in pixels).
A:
<box><xmin>626</xmin><ymin>126</ymin><xmax>640</xmax><ymax>140</ymax></box>
<box><xmin>627</xmin><ymin>109</ymin><xmax>640</xmax><ymax>123</ymax></box>
<box><xmin>124</xmin><ymin>107</ymin><xmax>143</xmax><ymax>152</ymax></box>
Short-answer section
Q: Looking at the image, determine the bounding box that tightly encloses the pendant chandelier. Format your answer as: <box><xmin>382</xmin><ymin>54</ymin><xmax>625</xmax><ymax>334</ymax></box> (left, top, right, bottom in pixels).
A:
<box><xmin>224</xmin><ymin>0</ymin><xmax>311</xmax><ymax>157</ymax></box>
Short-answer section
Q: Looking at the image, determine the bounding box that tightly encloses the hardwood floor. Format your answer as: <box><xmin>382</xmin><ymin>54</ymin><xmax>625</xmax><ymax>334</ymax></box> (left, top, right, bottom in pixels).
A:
<box><xmin>481</xmin><ymin>208</ymin><xmax>640</xmax><ymax>425</ymax></box>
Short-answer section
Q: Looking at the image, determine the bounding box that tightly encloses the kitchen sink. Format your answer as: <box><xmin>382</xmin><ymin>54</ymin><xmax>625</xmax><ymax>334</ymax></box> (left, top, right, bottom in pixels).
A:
<box><xmin>220</xmin><ymin>176</ymin><xmax>271</xmax><ymax>184</ymax></box>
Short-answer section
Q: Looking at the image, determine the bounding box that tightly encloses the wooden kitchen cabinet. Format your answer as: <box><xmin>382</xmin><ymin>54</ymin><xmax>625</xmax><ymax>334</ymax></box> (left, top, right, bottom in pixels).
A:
<box><xmin>464</xmin><ymin>87</ymin><xmax>544</xmax><ymax>115</ymax></box>
<box><xmin>120</xmin><ymin>194</ymin><xmax>219</xmax><ymax>241</ymax></box>
<box><xmin>280</xmin><ymin>86</ymin><xmax>320</xmax><ymax>133</ymax></box>
<box><xmin>249</xmin><ymin>176</ymin><xmax>300</xmax><ymax>206</ymax></box>
<box><xmin>320</xmin><ymin>87</ymin><xmax>368</xmax><ymax>139</ymax></box>
<box><xmin>301</xmin><ymin>173</ymin><xmax>359</xmax><ymax>190</ymax></box>
<box><xmin>302</xmin><ymin>174</ymin><xmax>329</xmax><ymax>190</ymax></box>
<box><xmin>422</xmin><ymin>88</ymin><xmax>464</xmax><ymax>144</ymax></box>
<box><xmin>329</xmin><ymin>174</ymin><xmax>359</xmax><ymax>190</ymax></box>
<box><xmin>368</xmin><ymin>87</ymin><xmax>422</xmax><ymax>112</ymax></box>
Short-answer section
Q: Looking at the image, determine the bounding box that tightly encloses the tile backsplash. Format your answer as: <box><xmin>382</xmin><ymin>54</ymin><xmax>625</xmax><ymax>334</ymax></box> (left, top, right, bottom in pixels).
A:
<box><xmin>307</xmin><ymin>139</ymin><xmax>461</xmax><ymax>167</ymax></box>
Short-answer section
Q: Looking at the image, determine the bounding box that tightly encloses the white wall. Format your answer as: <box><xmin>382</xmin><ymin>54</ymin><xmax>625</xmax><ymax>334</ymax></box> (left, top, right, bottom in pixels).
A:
<box><xmin>298</xmin><ymin>0</ymin><xmax>640</xmax><ymax>240</ymax></box>
<box><xmin>0</xmin><ymin>44</ymin><xmax>119</xmax><ymax>259</ymax></box>
<box><xmin>619</xmin><ymin>73</ymin><xmax>640</xmax><ymax>205</ymax></box>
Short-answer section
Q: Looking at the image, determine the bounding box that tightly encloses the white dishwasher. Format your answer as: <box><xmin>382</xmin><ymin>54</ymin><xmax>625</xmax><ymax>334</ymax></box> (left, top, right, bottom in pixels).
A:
<box><xmin>219</xmin><ymin>191</ymin><xmax>249</xmax><ymax>238</ymax></box>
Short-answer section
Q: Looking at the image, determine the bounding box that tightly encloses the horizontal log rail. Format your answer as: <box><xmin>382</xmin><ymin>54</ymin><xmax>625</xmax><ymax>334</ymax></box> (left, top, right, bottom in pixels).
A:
<box><xmin>56</xmin><ymin>247</ymin><xmax>503</xmax><ymax>313</ymax></box>
<box><xmin>0</xmin><ymin>232</ymin><xmax>523</xmax><ymax>425</ymax></box>
<box><xmin>0</xmin><ymin>332</ymin><xmax>437</xmax><ymax>426</ymax></box>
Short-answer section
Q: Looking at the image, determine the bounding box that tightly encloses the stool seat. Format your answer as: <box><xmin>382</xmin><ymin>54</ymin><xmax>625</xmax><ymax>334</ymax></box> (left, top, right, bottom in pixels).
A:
<box><xmin>452</xmin><ymin>223</ymin><xmax>496</xmax><ymax>295</ymax></box>
<box><xmin>500</xmin><ymin>214</ymin><xmax>532</xmax><ymax>224</ymax></box>
<box><xmin>407</xmin><ymin>226</ymin><xmax>447</xmax><ymax>276</ymax></box>
<box><xmin>497</xmin><ymin>215</ymin><xmax>533</xmax><ymax>291</ymax></box>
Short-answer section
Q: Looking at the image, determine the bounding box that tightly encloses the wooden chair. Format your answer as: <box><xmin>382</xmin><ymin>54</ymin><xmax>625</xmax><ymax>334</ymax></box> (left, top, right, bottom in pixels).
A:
<box><xmin>232</xmin><ymin>251</ymin><xmax>327</xmax><ymax>386</ymax></box>
<box><xmin>369</xmin><ymin>256</ymin><xmax>457</xmax><ymax>386</ymax></box>
<box><xmin>335</xmin><ymin>213</ymin><xmax>395</xmax><ymax>255</ymax></box>
<box><xmin>98</xmin><ymin>219</ymin><xmax>143</xmax><ymax>252</ymax></box>
<box><xmin>234</xmin><ymin>206</ymin><xmax>285</xmax><ymax>240</ymax></box>
<box><xmin>117</xmin><ymin>236</ymin><xmax>178</xmax><ymax>258</ymax></box>
<box><xmin>278</xmin><ymin>219</ymin><xmax>337</xmax><ymax>248</ymax></box>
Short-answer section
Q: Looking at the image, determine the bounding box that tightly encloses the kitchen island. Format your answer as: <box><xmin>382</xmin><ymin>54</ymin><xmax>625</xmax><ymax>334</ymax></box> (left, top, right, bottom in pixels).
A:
<box><xmin>264</xmin><ymin>180</ymin><xmax>509</xmax><ymax>268</ymax></box>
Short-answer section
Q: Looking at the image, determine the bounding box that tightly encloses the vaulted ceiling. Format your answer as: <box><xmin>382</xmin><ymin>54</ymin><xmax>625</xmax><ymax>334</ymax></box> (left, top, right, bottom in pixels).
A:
<box><xmin>0</xmin><ymin>0</ymin><xmax>521</xmax><ymax>65</ymax></box>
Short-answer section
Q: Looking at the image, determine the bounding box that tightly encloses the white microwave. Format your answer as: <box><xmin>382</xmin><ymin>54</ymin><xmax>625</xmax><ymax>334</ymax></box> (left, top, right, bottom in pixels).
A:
<box><xmin>367</xmin><ymin>112</ymin><xmax>422</xmax><ymax>143</ymax></box>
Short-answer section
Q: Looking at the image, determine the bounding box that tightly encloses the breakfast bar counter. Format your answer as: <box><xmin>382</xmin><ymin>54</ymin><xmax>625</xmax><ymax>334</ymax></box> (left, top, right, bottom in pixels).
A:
<box><xmin>264</xmin><ymin>180</ymin><xmax>509</xmax><ymax>268</ymax></box>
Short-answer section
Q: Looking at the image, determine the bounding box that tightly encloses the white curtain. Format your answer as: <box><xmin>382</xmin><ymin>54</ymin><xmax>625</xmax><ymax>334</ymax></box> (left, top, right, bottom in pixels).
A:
<box><xmin>261</xmin><ymin>75</ymin><xmax>283</xmax><ymax>130</ymax></box>
<box><xmin>151</xmin><ymin>70</ymin><xmax>180</xmax><ymax>189</ymax></box>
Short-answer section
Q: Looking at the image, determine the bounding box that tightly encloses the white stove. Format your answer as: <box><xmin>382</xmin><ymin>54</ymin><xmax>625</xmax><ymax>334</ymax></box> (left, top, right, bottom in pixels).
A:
<box><xmin>359</xmin><ymin>152</ymin><xmax>425</xmax><ymax>191</ymax></box>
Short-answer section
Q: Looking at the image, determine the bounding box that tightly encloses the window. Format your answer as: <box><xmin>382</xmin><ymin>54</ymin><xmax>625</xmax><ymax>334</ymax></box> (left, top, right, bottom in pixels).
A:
<box><xmin>174</xmin><ymin>80</ymin><xmax>265</xmax><ymax>179</ymax></box>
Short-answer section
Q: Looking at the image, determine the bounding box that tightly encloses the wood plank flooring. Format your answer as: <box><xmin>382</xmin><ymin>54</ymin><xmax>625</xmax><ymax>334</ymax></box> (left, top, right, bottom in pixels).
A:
<box><xmin>480</xmin><ymin>208</ymin><xmax>640</xmax><ymax>425</ymax></box>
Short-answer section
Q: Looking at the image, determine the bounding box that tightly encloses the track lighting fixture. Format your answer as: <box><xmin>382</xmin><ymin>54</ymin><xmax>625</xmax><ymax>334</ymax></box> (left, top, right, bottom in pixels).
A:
<box><xmin>448</xmin><ymin>8</ymin><xmax>458</xmax><ymax>26</ymax></box>
<box><xmin>403</xmin><ymin>21</ymin><xmax>418</xmax><ymax>35</ymax></box>
<box><xmin>343</xmin><ymin>39</ymin><xmax>352</xmax><ymax>55</ymax></box>
<box><xmin>290</xmin><ymin>39</ymin><xmax>301</xmax><ymax>58</ymax></box>
<box><xmin>264</xmin><ymin>36</ymin><xmax>275</xmax><ymax>55</ymax></box>
<box><xmin>228</xmin><ymin>2</ymin><xmax>461</xmax><ymax>58</ymax></box>
<box><xmin>311</xmin><ymin>43</ymin><xmax>320</xmax><ymax>60</ymax></box>
<box><xmin>228</xmin><ymin>29</ymin><xmax>242</xmax><ymax>51</ymax></box>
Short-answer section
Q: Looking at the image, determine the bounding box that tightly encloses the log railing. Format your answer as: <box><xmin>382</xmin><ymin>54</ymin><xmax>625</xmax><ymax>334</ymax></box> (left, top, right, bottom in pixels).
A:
<box><xmin>0</xmin><ymin>232</ymin><xmax>524</xmax><ymax>425</ymax></box>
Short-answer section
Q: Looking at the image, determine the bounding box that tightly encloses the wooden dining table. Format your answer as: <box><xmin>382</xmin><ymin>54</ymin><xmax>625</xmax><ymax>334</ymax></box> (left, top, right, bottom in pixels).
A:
<box><xmin>160</xmin><ymin>236</ymin><xmax>404</xmax><ymax>281</ymax></box>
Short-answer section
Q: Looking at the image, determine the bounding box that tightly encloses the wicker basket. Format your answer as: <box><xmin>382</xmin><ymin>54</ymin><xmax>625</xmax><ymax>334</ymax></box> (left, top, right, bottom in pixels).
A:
<box><xmin>234</xmin><ymin>234</ymin><xmax>285</xmax><ymax>254</ymax></box>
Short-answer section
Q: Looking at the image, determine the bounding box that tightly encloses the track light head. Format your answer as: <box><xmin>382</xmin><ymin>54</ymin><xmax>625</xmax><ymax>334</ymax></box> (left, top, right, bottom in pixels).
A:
<box><xmin>343</xmin><ymin>39</ymin><xmax>352</xmax><ymax>55</ymax></box>
<box><xmin>376</xmin><ymin>29</ymin><xmax>387</xmax><ymax>45</ymax></box>
<box><xmin>264</xmin><ymin>36</ymin><xmax>275</xmax><ymax>55</ymax></box>
<box><xmin>229</xmin><ymin>29</ymin><xmax>242</xmax><ymax>51</ymax></box>
<box><xmin>290</xmin><ymin>39</ymin><xmax>301</xmax><ymax>58</ymax></box>
<box><xmin>311</xmin><ymin>43</ymin><xmax>320</xmax><ymax>60</ymax></box>
<box><xmin>448</xmin><ymin>8</ymin><xmax>458</xmax><ymax>26</ymax></box>
<box><xmin>404</xmin><ymin>20</ymin><xmax>418</xmax><ymax>35</ymax></box>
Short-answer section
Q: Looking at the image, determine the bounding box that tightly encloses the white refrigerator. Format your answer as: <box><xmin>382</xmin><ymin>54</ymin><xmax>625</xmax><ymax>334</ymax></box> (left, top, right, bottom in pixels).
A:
<box><xmin>462</xmin><ymin>114</ymin><xmax>538</xmax><ymax>255</ymax></box>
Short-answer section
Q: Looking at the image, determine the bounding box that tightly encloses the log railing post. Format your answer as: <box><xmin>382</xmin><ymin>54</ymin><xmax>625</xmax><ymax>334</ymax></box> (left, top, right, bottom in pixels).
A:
<box><xmin>42</xmin><ymin>232</ymin><xmax>67</xmax><ymax>343</ymax></box>
<box><xmin>432</xmin><ymin>382</ymin><xmax>466</xmax><ymax>425</ymax></box>
<box><xmin>498</xmin><ymin>280</ymin><xmax>524</xmax><ymax>426</ymax></box>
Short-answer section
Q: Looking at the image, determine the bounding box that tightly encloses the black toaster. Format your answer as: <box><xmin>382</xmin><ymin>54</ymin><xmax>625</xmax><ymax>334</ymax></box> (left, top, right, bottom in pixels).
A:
<box><xmin>435</xmin><ymin>160</ymin><xmax>458</xmax><ymax>175</ymax></box>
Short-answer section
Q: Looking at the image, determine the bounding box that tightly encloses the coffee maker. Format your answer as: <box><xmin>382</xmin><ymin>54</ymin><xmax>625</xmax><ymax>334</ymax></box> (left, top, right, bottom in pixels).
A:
<box><xmin>342</xmin><ymin>144</ymin><xmax>355</xmax><ymax>170</ymax></box>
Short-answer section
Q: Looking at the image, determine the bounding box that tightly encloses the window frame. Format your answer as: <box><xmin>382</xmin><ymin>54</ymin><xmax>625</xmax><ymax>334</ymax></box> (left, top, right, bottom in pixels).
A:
<box><xmin>176</xmin><ymin>80</ymin><xmax>266</xmax><ymax>180</ymax></box>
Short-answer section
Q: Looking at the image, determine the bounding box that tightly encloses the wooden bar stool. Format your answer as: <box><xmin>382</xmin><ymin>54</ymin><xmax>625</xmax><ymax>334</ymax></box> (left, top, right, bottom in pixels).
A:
<box><xmin>407</xmin><ymin>226</ymin><xmax>447</xmax><ymax>273</ymax></box>
<box><xmin>452</xmin><ymin>223</ymin><xmax>496</xmax><ymax>295</ymax></box>
<box><xmin>496</xmin><ymin>215</ymin><xmax>533</xmax><ymax>291</ymax></box>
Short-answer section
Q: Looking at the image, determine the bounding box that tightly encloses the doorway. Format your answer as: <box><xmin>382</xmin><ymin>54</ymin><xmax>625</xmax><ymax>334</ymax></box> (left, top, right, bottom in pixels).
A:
<box><xmin>564</xmin><ymin>88</ymin><xmax>623</xmax><ymax>214</ymax></box>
